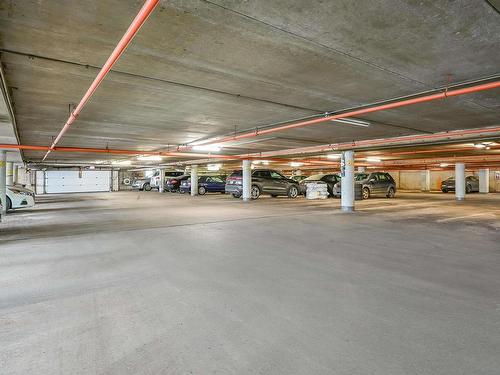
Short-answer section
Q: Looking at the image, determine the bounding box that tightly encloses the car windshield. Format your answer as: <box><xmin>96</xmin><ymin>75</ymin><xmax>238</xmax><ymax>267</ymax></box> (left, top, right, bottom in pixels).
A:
<box><xmin>304</xmin><ymin>174</ymin><xmax>324</xmax><ymax>181</ymax></box>
<box><xmin>228</xmin><ymin>170</ymin><xmax>242</xmax><ymax>178</ymax></box>
<box><xmin>355</xmin><ymin>173</ymin><xmax>369</xmax><ymax>181</ymax></box>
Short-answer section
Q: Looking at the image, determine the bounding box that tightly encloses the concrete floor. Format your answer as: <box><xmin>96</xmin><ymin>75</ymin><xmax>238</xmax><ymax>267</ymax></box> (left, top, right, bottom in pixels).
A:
<box><xmin>1</xmin><ymin>192</ymin><xmax>499</xmax><ymax>374</ymax></box>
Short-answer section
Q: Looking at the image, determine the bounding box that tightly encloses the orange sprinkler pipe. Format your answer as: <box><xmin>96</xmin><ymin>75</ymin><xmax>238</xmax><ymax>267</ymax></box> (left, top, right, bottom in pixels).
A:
<box><xmin>42</xmin><ymin>0</ymin><xmax>160</xmax><ymax>161</ymax></box>
<box><xmin>182</xmin><ymin>80</ymin><xmax>500</xmax><ymax>150</ymax></box>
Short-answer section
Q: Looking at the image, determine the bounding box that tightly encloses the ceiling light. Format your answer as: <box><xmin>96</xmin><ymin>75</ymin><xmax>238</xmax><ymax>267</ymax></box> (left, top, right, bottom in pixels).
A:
<box><xmin>326</xmin><ymin>153</ymin><xmax>341</xmax><ymax>159</ymax></box>
<box><xmin>137</xmin><ymin>155</ymin><xmax>163</xmax><ymax>161</ymax></box>
<box><xmin>440</xmin><ymin>163</ymin><xmax>449</xmax><ymax>167</ymax></box>
<box><xmin>332</xmin><ymin>117</ymin><xmax>371</xmax><ymax>127</ymax></box>
<box><xmin>366</xmin><ymin>157</ymin><xmax>381</xmax><ymax>162</ymax></box>
<box><xmin>474</xmin><ymin>143</ymin><xmax>486</xmax><ymax>149</ymax></box>
<box><xmin>207</xmin><ymin>164</ymin><xmax>222</xmax><ymax>171</ymax></box>
<box><xmin>111</xmin><ymin>160</ymin><xmax>132</xmax><ymax>166</ymax></box>
<box><xmin>290</xmin><ymin>162</ymin><xmax>303</xmax><ymax>167</ymax></box>
<box><xmin>192</xmin><ymin>145</ymin><xmax>222</xmax><ymax>152</ymax></box>
<box><xmin>94</xmin><ymin>160</ymin><xmax>105</xmax><ymax>164</ymax></box>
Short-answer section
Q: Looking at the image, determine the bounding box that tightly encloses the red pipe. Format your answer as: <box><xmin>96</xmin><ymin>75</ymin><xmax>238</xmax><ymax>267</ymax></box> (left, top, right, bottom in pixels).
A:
<box><xmin>42</xmin><ymin>0</ymin><xmax>160</xmax><ymax>161</ymax></box>
<box><xmin>182</xmin><ymin>80</ymin><xmax>500</xmax><ymax>150</ymax></box>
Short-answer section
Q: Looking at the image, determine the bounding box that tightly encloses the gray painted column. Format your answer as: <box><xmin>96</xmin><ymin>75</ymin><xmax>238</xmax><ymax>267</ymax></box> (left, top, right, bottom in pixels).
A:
<box><xmin>13</xmin><ymin>164</ymin><xmax>18</xmax><ymax>185</ymax></box>
<box><xmin>420</xmin><ymin>170</ymin><xmax>430</xmax><ymax>192</ymax></box>
<box><xmin>455</xmin><ymin>163</ymin><xmax>465</xmax><ymax>201</ymax></box>
<box><xmin>190</xmin><ymin>165</ymin><xmax>198</xmax><ymax>196</ymax></box>
<box><xmin>6</xmin><ymin>162</ymin><xmax>13</xmax><ymax>186</ymax></box>
<box><xmin>158</xmin><ymin>169</ymin><xmax>165</xmax><ymax>193</ymax></box>
<box><xmin>478</xmin><ymin>169</ymin><xmax>489</xmax><ymax>193</ymax></box>
<box><xmin>341</xmin><ymin>150</ymin><xmax>355</xmax><ymax>212</ymax></box>
<box><xmin>0</xmin><ymin>151</ymin><xmax>6</xmax><ymax>214</ymax></box>
<box><xmin>242</xmin><ymin>160</ymin><xmax>252</xmax><ymax>201</ymax></box>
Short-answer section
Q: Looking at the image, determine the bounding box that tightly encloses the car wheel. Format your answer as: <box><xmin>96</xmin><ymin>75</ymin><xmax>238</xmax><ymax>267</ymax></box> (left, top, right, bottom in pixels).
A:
<box><xmin>198</xmin><ymin>186</ymin><xmax>206</xmax><ymax>195</ymax></box>
<box><xmin>144</xmin><ymin>183</ymin><xmax>152</xmax><ymax>191</ymax></box>
<box><xmin>466</xmin><ymin>184</ymin><xmax>472</xmax><ymax>194</ymax></box>
<box><xmin>271</xmin><ymin>194</ymin><xmax>278</xmax><ymax>198</ymax></box>
<box><xmin>251</xmin><ymin>185</ymin><xmax>261</xmax><ymax>199</ymax></box>
<box><xmin>362</xmin><ymin>187</ymin><xmax>370</xmax><ymax>200</ymax></box>
<box><xmin>287</xmin><ymin>185</ymin><xmax>299</xmax><ymax>198</ymax></box>
<box><xmin>386</xmin><ymin>187</ymin><xmax>395</xmax><ymax>198</ymax></box>
<box><xmin>232</xmin><ymin>192</ymin><xmax>241</xmax><ymax>198</ymax></box>
<box><xmin>6</xmin><ymin>196</ymin><xmax>12</xmax><ymax>210</ymax></box>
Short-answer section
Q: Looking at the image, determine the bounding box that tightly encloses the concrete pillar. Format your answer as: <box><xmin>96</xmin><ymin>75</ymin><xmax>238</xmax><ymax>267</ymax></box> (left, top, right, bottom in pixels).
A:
<box><xmin>0</xmin><ymin>151</ymin><xmax>6</xmax><ymax>213</ymax></box>
<box><xmin>242</xmin><ymin>159</ymin><xmax>252</xmax><ymax>201</ymax></box>
<box><xmin>25</xmin><ymin>169</ymin><xmax>32</xmax><ymax>189</ymax></box>
<box><xmin>190</xmin><ymin>165</ymin><xmax>198</xmax><ymax>196</ymax></box>
<box><xmin>420</xmin><ymin>170</ymin><xmax>431</xmax><ymax>192</ymax></box>
<box><xmin>6</xmin><ymin>162</ymin><xmax>13</xmax><ymax>186</ymax></box>
<box><xmin>341</xmin><ymin>150</ymin><xmax>355</xmax><ymax>212</ymax></box>
<box><xmin>158</xmin><ymin>169</ymin><xmax>165</xmax><ymax>193</ymax></box>
<box><xmin>478</xmin><ymin>169</ymin><xmax>489</xmax><ymax>193</ymax></box>
<box><xmin>455</xmin><ymin>163</ymin><xmax>465</xmax><ymax>201</ymax></box>
<box><xmin>13</xmin><ymin>164</ymin><xmax>18</xmax><ymax>185</ymax></box>
<box><xmin>357</xmin><ymin>166</ymin><xmax>366</xmax><ymax>173</ymax></box>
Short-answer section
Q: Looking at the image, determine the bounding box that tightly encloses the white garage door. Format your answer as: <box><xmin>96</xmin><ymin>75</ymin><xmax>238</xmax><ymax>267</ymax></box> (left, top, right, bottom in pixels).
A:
<box><xmin>45</xmin><ymin>171</ymin><xmax>111</xmax><ymax>193</ymax></box>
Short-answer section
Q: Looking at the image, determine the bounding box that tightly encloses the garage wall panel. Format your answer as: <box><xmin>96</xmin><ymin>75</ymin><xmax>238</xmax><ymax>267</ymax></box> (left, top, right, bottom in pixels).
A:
<box><xmin>45</xmin><ymin>171</ymin><xmax>111</xmax><ymax>193</ymax></box>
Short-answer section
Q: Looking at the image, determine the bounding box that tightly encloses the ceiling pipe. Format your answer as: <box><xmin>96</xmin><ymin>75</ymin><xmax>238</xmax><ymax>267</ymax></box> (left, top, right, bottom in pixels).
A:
<box><xmin>175</xmin><ymin>80</ymin><xmax>500</xmax><ymax>151</ymax></box>
<box><xmin>42</xmin><ymin>0</ymin><xmax>160</xmax><ymax>161</ymax></box>
<box><xmin>247</xmin><ymin>126</ymin><xmax>500</xmax><ymax>158</ymax></box>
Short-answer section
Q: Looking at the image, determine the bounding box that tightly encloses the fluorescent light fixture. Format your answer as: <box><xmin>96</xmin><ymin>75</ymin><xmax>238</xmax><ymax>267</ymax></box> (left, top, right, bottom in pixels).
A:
<box><xmin>112</xmin><ymin>160</ymin><xmax>132</xmax><ymax>166</ymax></box>
<box><xmin>262</xmin><ymin>160</ymin><xmax>270</xmax><ymax>165</ymax></box>
<box><xmin>366</xmin><ymin>157</ymin><xmax>381</xmax><ymax>163</ymax></box>
<box><xmin>207</xmin><ymin>163</ymin><xmax>222</xmax><ymax>171</ymax></box>
<box><xmin>253</xmin><ymin>160</ymin><xmax>270</xmax><ymax>165</ymax></box>
<box><xmin>137</xmin><ymin>155</ymin><xmax>163</xmax><ymax>161</ymax></box>
<box><xmin>332</xmin><ymin>117</ymin><xmax>371</xmax><ymax>127</ymax></box>
<box><xmin>290</xmin><ymin>162</ymin><xmax>303</xmax><ymax>167</ymax></box>
<box><xmin>94</xmin><ymin>160</ymin><xmax>105</xmax><ymax>164</ymax></box>
<box><xmin>326</xmin><ymin>153</ymin><xmax>341</xmax><ymax>159</ymax></box>
<box><xmin>440</xmin><ymin>163</ymin><xmax>449</xmax><ymax>167</ymax></box>
<box><xmin>192</xmin><ymin>144</ymin><xmax>222</xmax><ymax>152</ymax></box>
<box><xmin>474</xmin><ymin>143</ymin><xmax>486</xmax><ymax>149</ymax></box>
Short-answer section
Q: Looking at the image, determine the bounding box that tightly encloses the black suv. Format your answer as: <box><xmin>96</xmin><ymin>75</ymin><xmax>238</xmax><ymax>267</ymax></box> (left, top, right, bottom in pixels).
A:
<box><xmin>225</xmin><ymin>169</ymin><xmax>300</xmax><ymax>199</ymax></box>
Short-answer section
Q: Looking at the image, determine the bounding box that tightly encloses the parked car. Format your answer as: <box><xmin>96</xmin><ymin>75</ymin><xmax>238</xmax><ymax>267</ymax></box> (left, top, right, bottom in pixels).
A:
<box><xmin>179</xmin><ymin>175</ymin><xmax>226</xmax><ymax>195</ymax></box>
<box><xmin>332</xmin><ymin>172</ymin><xmax>396</xmax><ymax>199</ymax></box>
<box><xmin>290</xmin><ymin>175</ymin><xmax>307</xmax><ymax>183</ymax></box>
<box><xmin>150</xmin><ymin>170</ymin><xmax>184</xmax><ymax>190</ymax></box>
<box><xmin>165</xmin><ymin>175</ymin><xmax>190</xmax><ymax>192</ymax></box>
<box><xmin>225</xmin><ymin>169</ymin><xmax>300</xmax><ymax>199</ymax></box>
<box><xmin>1</xmin><ymin>186</ymin><xmax>36</xmax><ymax>210</ymax></box>
<box><xmin>131</xmin><ymin>177</ymin><xmax>152</xmax><ymax>191</ymax></box>
<box><xmin>441</xmin><ymin>175</ymin><xmax>479</xmax><ymax>193</ymax></box>
<box><xmin>299</xmin><ymin>173</ymin><xmax>340</xmax><ymax>197</ymax></box>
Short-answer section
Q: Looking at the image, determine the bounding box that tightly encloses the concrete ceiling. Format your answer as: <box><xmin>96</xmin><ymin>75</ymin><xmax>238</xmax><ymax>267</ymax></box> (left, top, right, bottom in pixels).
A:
<box><xmin>0</xmin><ymin>0</ymin><xmax>499</xmax><ymax>163</ymax></box>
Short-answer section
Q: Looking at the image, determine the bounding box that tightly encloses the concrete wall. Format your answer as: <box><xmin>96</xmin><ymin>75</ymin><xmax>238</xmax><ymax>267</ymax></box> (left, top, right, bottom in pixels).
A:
<box><xmin>389</xmin><ymin>170</ymin><xmax>500</xmax><ymax>192</ymax></box>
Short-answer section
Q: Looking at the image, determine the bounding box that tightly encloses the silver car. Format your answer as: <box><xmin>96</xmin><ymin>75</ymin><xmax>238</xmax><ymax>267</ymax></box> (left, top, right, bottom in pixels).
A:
<box><xmin>131</xmin><ymin>178</ymin><xmax>152</xmax><ymax>191</ymax></box>
<box><xmin>332</xmin><ymin>172</ymin><xmax>396</xmax><ymax>199</ymax></box>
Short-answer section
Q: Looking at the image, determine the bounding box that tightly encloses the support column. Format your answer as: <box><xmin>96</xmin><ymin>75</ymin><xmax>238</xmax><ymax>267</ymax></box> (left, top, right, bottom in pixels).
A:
<box><xmin>455</xmin><ymin>163</ymin><xmax>465</xmax><ymax>201</ymax></box>
<box><xmin>242</xmin><ymin>159</ymin><xmax>252</xmax><ymax>202</ymax></box>
<box><xmin>25</xmin><ymin>169</ymin><xmax>32</xmax><ymax>189</ymax></box>
<box><xmin>6</xmin><ymin>162</ymin><xmax>13</xmax><ymax>186</ymax></box>
<box><xmin>0</xmin><ymin>151</ymin><xmax>6</xmax><ymax>214</ymax></box>
<box><xmin>420</xmin><ymin>170</ymin><xmax>431</xmax><ymax>192</ymax></box>
<box><xmin>190</xmin><ymin>165</ymin><xmax>198</xmax><ymax>196</ymax></box>
<box><xmin>478</xmin><ymin>169</ymin><xmax>489</xmax><ymax>194</ymax></box>
<box><xmin>13</xmin><ymin>164</ymin><xmax>18</xmax><ymax>185</ymax></box>
<box><xmin>341</xmin><ymin>150</ymin><xmax>355</xmax><ymax>212</ymax></box>
<box><xmin>158</xmin><ymin>169</ymin><xmax>165</xmax><ymax>193</ymax></box>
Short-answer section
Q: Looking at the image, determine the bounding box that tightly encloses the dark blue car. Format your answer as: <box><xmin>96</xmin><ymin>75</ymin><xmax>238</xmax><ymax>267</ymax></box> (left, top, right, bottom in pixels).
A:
<box><xmin>179</xmin><ymin>175</ymin><xmax>226</xmax><ymax>195</ymax></box>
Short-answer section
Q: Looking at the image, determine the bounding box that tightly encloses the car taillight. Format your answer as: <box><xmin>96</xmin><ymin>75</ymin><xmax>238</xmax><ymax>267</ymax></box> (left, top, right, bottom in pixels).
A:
<box><xmin>171</xmin><ymin>179</ymin><xmax>178</xmax><ymax>183</ymax></box>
